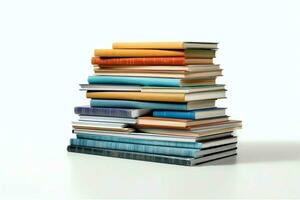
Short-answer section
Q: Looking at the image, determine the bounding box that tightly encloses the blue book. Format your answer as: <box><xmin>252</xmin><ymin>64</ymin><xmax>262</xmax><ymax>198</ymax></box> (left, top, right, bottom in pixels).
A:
<box><xmin>88</xmin><ymin>76</ymin><xmax>183</xmax><ymax>87</ymax></box>
<box><xmin>90</xmin><ymin>99</ymin><xmax>215</xmax><ymax>111</ymax></box>
<box><xmin>153</xmin><ymin>107</ymin><xmax>226</xmax><ymax>120</ymax></box>
<box><xmin>76</xmin><ymin>133</ymin><xmax>202</xmax><ymax>149</ymax></box>
<box><xmin>70</xmin><ymin>138</ymin><xmax>201</xmax><ymax>157</ymax></box>
<box><xmin>74</xmin><ymin>106</ymin><xmax>150</xmax><ymax>118</ymax></box>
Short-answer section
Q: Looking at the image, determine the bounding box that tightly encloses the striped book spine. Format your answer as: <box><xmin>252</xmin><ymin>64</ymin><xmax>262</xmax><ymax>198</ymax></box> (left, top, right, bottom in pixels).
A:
<box><xmin>91</xmin><ymin>57</ymin><xmax>185</xmax><ymax>66</ymax></box>
<box><xmin>70</xmin><ymin>138</ymin><xmax>200</xmax><ymax>157</ymax></box>
<box><xmin>74</xmin><ymin>106</ymin><xmax>134</xmax><ymax>118</ymax></box>
<box><xmin>67</xmin><ymin>145</ymin><xmax>193</xmax><ymax>166</ymax></box>
<box><xmin>76</xmin><ymin>133</ymin><xmax>202</xmax><ymax>149</ymax></box>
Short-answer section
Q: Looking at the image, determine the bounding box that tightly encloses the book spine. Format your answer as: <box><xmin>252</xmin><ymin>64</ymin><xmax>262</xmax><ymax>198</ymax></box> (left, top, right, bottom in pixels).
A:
<box><xmin>67</xmin><ymin>145</ymin><xmax>192</xmax><ymax>166</ymax></box>
<box><xmin>76</xmin><ymin>133</ymin><xmax>202</xmax><ymax>149</ymax></box>
<box><xmin>88</xmin><ymin>76</ymin><xmax>181</xmax><ymax>87</ymax></box>
<box><xmin>86</xmin><ymin>92</ymin><xmax>185</xmax><ymax>103</ymax></box>
<box><xmin>90</xmin><ymin>99</ymin><xmax>188</xmax><ymax>110</ymax></box>
<box><xmin>153</xmin><ymin>110</ymin><xmax>195</xmax><ymax>119</ymax></box>
<box><xmin>70</xmin><ymin>138</ymin><xmax>199</xmax><ymax>157</ymax></box>
<box><xmin>74</xmin><ymin>106</ymin><xmax>132</xmax><ymax>118</ymax></box>
<box><xmin>91</xmin><ymin>57</ymin><xmax>185</xmax><ymax>66</ymax></box>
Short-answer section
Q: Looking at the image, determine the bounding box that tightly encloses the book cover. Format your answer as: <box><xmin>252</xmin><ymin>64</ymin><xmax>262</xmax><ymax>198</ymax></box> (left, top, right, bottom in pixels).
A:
<box><xmin>112</xmin><ymin>41</ymin><xmax>218</xmax><ymax>49</ymax></box>
<box><xmin>153</xmin><ymin>108</ymin><xmax>226</xmax><ymax>120</ymax></box>
<box><xmin>94</xmin><ymin>49</ymin><xmax>184</xmax><ymax>57</ymax></box>
<box><xmin>74</xmin><ymin>106</ymin><xmax>150</xmax><ymax>118</ymax></box>
<box><xmin>91</xmin><ymin>57</ymin><xmax>213</xmax><ymax>66</ymax></box>
<box><xmin>90</xmin><ymin>99</ymin><xmax>215</xmax><ymax>111</ymax></box>
<box><xmin>67</xmin><ymin>145</ymin><xmax>236</xmax><ymax>166</ymax></box>
<box><xmin>70</xmin><ymin>138</ymin><xmax>201</xmax><ymax>157</ymax></box>
<box><xmin>76</xmin><ymin>133</ymin><xmax>202</xmax><ymax>148</ymax></box>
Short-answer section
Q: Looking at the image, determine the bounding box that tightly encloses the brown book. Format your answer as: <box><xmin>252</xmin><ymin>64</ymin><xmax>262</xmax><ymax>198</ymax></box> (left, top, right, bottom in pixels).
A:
<box><xmin>91</xmin><ymin>57</ymin><xmax>213</xmax><ymax>66</ymax></box>
<box><xmin>94</xmin><ymin>70</ymin><xmax>222</xmax><ymax>79</ymax></box>
<box><xmin>86</xmin><ymin>90</ymin><xmax>226</xmax><ymax>102</ymax></box>
<box><xmin>137</xmin><ymin>116</ymin><xmax>229</xmax><ymax>129</ymax></box>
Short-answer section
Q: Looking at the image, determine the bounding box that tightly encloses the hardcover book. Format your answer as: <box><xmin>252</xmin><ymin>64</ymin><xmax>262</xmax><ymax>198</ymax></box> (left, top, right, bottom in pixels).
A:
<box><xmin>153</xmin><ymin>107</ymin><xmax>227</xmax><ymax>119</ymax></box>
<box><xmin>74</xmin><ymin>106</ymin><xmax>150</xmax><ymax>118</ymax></box>
<box><xmin>112</xmin><ymin>41</ymin><xmax>218</xmax><ymax>49</ymax></box>
<box><xmin>88</xmin><ymin>76</ymin><xmax>216</xmax><ymax>87</ymax></box>
<box><xmin>94</xmin><ymin>49</ymin><xmax>216</xmax><ymax>58</ymax></box>
<box><xmin>90</xmin><ymin>99</ymin><xmax>216</xmax><ymax>110</ymax></box>
<box><xmin>91</xmin><ymin>57</ymin><xmax>213</xmax><ymax>66</ymax></box>
<box><xmin>67</xmin><ymin>145</ymin><xmax>236</xmax><ymax>166</ymax></box>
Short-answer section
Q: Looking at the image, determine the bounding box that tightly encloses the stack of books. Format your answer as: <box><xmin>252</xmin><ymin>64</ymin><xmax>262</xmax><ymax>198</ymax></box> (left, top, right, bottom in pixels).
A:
<box><xmin>67</xmin><ymin>41</ymin><xmax>242</xmax><ymax>166</ymax></box>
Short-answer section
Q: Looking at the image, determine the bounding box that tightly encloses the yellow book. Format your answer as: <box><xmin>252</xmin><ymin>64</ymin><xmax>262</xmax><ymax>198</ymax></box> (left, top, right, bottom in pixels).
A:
<box><xmin>94</xmin><ymin>49</ymin><xmax>184</xmax><ymax>57</ymax></box>
<box><xmin>112</xmin><ymin>41</ymin><xmax>218</xmax><ymax>49</ymax></box>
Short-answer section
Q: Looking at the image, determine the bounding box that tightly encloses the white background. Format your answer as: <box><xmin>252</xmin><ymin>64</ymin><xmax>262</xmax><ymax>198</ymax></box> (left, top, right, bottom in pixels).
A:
<box><xmin>0</xmin><ymin>0</ymin><xmax>300</xmax><ymax>199</ymax></box>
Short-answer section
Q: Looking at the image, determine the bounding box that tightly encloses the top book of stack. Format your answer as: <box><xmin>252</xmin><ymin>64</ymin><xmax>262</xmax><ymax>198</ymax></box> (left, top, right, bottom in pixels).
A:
<box><xmin>92</xmin><ymin>41</ymin><xmax>218</xmax><ymax>66</ymax></box>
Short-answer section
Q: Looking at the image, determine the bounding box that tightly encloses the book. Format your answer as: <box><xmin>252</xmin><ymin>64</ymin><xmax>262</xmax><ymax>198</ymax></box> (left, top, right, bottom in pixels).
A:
<box><xmin>139</xmin><ymin>120</ymin><xmax>242</xmax><ymax>131</ymax></box>
<box><xmin>137</xmin><ymin>116</ymin><xmax>229</xmax><ymax>128</ymax></box>
<box><xmin>94</xmin><ymin>64</ymin><xmax>220</xmax><ymax>72</ymax></box>
<box><xmin>74</xmin><ymin>106</ymin><xmax>150</xmax><ymax>118</ymax></box>
<box><xmin>94</xmin><ymin>49</ymin><xmax>216</xmax><ymax>58</ymax></box>
<box><xmin>94</xmin><ymin>70</ymin><xmax>222</xmax><ymax>79</ymax></box>
<box><xmin>69</xmin><ymin>137</ymin><xmax>237</xmax><ymax>157</ymax></box>
<box><xmin>80</xmin><ymin>84</ymin><xmax>224</xmax><ymax>93</ymax></box>
<box><xmin>73</xmin><ymin>129</ymin><xmax>235</xmax><ymax>143</ymax></box>
<box><xmin>72</xmin><ymin>121</ymin><xmax>134</xmax><ymax>133</ymax></box>
<box><xmin>91</xmin><ymin>57</ymin><xmax>213</xmax><ymax>66</ymax></box>
<box><xmin>153</xmin><ymin>107</ymin><xmax>227</xmax><ymax>119</ymax></box>
<box><xmin>75</xmin><ymin>132</ymin><xmax>236</xmax><ymax>149</ymax></box>
<box><xmin>86</xmin><ymin>90</ymin><xmax>226</xmax><ymax>102</ymax></box>
<box><xmin>88</xmin><ymin>76</ymin><xmax>216</xmax><ymax>87</ymax></box>
<box><xmin>80</xmin><ymin>84</ymin><xmax>142</xmax><ymax>91</ymax></box>
<box><xmin>90</xmin><ymin>99</ymin><xmax>216</xmax><ymax>110</ymax></box>
<box><xmin>112</xmin><ymin>41</ymin><xmax>218</xmax><ymax>49</ymax></box>
<box><xmin>67</xmin><ymin>145</ymin><xmax>236</xmax><ymax>166</ymax></box>
<box><xmin>79</xmin><ymin>115</ymin><xmax>137</xmax><ymax>124</ymax></box>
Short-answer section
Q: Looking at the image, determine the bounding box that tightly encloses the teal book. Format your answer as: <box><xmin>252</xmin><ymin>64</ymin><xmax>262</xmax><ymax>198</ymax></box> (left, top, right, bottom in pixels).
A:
<box><xmin>70</xmin><ymin>138</ymin><xmax>202</xmax><ymax>157</ymax></box>
<box><xmin>76</xmin><ymin>133</ymin><xmax>202</xmax><ymax>148</ymax></box>
<box><xmin>88</xmin><ymin>76</ymin><xmax>183</xmax><ymax>87</ymax></box>
<box><xmin>90</xmin><ymin>99</ymin><xmax>215</xmax><ymax>111</ymax></box>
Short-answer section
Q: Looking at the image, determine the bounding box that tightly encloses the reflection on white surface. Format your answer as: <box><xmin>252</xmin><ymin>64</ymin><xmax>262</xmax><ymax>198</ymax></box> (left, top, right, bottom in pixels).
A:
<box><xmin>66</xmin><ymin>141</ymin><xmax>300</xmax><ymax>199</ymax></box>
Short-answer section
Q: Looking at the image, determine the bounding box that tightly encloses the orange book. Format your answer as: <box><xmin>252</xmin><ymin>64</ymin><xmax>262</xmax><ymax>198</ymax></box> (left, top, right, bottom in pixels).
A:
<box><xmin>91</xmin><ymin>57</ymin><xmax>212</xmax><ymax>66</ymax></box>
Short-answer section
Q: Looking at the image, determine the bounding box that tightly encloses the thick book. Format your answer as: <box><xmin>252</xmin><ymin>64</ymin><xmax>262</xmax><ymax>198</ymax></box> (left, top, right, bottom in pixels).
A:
<box><xmin>91</xmin><ymin>57</ymin><xmax>213</xmax><ymax>66</ymax></box>
<box><xmin>153</xmin><ymin>107</ymin><xmax>226</xmax><ymax>119</ymax></box>
<box><xmin>69</xmin><ymin>137</ymin><xmax>237</xmax><ymax>157</ymax></box>
<box><xmin>86</xmin><ymin>90</ymin><xmax>225</xmax><ymax>102</ymax></box>
<box><xmin>112</xmin><ymin>41</ymin><xmax>218</xmax><ymax>50</ymax></box>
<box><xmin>73</xmin><ymin>129</ymin><xmax>235</xmax><ymax>143</ymax></box>
<box><xmin>94</xmin><ymin>49</ymin><xmax>216</xmax><ymax>58</ymax></box>
<box><xmin>88</xmin><ymin>76</ymin><xmax>216</xmax><ymax>87</ymax></box>
<box><xmin>67</xmin><ymin>145</ymin><xmax>236</xmax><ymax>166</ymax></box>
<box><xmin>74</xmin><ymin>106</ymin><xmax>150</xmax><ymax>118</ymax></box>
<box><xmin>137</xmin><ymin>116</ymin><xmax>229</xmax><ymax>129</ymax></box>
<box><xmin>94</xmin><ymin>70</ymin><xmax>222</xmax><ymax>79</ymax></box>
<box><xmin>90</xmin><ymin>99</ymin><xmax>216</xmax><ymax>111</ymax></box>
<box><xmin>76</xmin><ymin>132</ymin><xmax>237</xmax><ymax>149</ymax></box>
<box><xmin>94</xmin><ymin>64</ymin><xmax>220</xmax><ymax>72</ymax></box>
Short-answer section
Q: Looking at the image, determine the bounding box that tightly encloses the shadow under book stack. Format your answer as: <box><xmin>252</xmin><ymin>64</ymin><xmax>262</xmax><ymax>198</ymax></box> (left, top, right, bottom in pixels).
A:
<box><xmin>67</xmin><ymin>41</ymin><xmax>242</xmax><ymax>166</ymax></box>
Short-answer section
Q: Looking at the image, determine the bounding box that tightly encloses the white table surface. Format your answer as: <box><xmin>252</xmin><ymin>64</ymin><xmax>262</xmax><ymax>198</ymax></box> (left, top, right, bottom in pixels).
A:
<box><xmin>1</xmin><ymin>138</ymin><xmax>300</xmax><ymax>199</ymax></box>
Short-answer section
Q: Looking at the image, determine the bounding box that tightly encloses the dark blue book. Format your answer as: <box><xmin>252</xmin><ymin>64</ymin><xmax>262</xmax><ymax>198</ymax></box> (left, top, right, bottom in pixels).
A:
<box><xmin>153</xmin><ymin>107</ymin><xmax>226</xmax><ymax>119</ymax></box>
<box><xmin>74</xmin><ymin>106</ymin><xmax>150</xmax><ymax>118</ymax></box>
<box><xmin>67</xmin><ymin>145</ymin><xmax>237</xmax><ymax>166</ymax></box>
